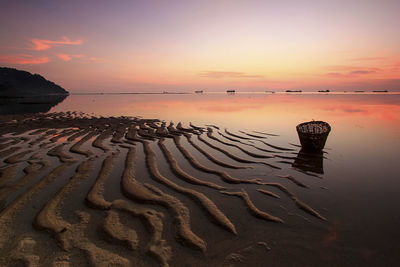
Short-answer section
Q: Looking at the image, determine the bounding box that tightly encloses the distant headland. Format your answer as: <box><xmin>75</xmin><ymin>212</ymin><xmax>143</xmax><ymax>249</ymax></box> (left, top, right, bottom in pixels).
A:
<box><xmin>0</xmin><ymin>67</ymin><xmax>69</xmax><ymax>97</ymax></box>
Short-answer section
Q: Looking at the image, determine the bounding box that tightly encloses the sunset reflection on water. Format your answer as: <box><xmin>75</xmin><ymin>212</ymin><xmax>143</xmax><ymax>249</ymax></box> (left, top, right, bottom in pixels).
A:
<box><xmin>50</xmin><ymin>92</ymin><xmax>400</xmax><ymax>178</ymax></box>
<box><xmin>50</xmin><ymin>93</ymin><xmax>400</xmax><ymax>139</ymax></box>
<box><xmin>48</xmin><ymin>92</ymin><xmax>400</xmax><ymax>264</ymax></box>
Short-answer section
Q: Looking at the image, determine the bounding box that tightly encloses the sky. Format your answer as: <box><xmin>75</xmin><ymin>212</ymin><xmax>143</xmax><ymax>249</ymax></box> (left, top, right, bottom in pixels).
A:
<box><xmin>0</xmin><ymin>0</ymin><xmax>399</xmax><ymax>92</ymax></box>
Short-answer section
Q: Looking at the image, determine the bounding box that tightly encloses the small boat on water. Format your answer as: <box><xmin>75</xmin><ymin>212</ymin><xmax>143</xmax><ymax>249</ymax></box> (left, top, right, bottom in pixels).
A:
<box><xmin>286</xmin><ymin>90</ymin><xmax>302</xmax><ymax>93</ymax></box>
<box><xmin>372</xmin><ymin>90</ymin><xmax>388</xmax><ymax>92</ymax></box>
<box><xmin>195</xmin><ymin>90</ymin><xmax>203</xmax><ymax>94</ymax></box>
<box><xmin>265</xmin><ymin>90</ymin><xmax>275</xmax><ymax>93</ymax></box>
<box><xmin>354</xmin><ymin>90</ymin><xmax>364</xmax><ymax>93</ymax></box>
<box><xmin>226</xmin><ymin>90</ymin><xmax>235</xmax><ymax>93</ymax></box>
<box><xmin>318</xmin><ymin>90</ymin><xmax>330</xmax><ymax>93</ymax></box>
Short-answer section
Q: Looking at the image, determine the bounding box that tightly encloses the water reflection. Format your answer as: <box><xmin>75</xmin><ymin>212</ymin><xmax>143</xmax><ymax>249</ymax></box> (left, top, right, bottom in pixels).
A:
<box><xmin>0</xmin><ymin>94</ymin><xmax>68</xmax><ymax>114</ymax></box>
<box><xmin>48</xmin><ymin>93</ymin><xmax>400</xmax><ymax>132</ymax></box>
<box><xmin>292</xmin><ymin>148</ymin><xmax>325</xmax><ymax>174</ymax></box>
<box><xmin>2</xmin><ymin>92</ymin><xmax>400</xmax><ymax>265</ymax></box>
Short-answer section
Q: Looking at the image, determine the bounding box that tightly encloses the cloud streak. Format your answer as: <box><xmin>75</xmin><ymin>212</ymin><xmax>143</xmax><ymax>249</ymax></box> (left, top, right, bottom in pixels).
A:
<box><xmin>199</xmin><ymin>71</ymin><xmax>263</xmax><ymax>79</ymax></box>
<box><xmin>88</xmin><ymin>57</ymin><xmax>107</xmax><ymax>63</ymax></box>
<box><xmin>0</xmin><ymin>54</ymin><xmax>49</xmax><ymax>64</ymax></box>
<box><xmin>323</xmin><ymin>65</ymin><xmax>380</xmax><ymax>78</ymax></box>
<box><xmin>57</xmin><ymin>54</ymin><xmax>85</xmax><ymax>62</ymax></box>
<box><xmin>350</xmin><ymin>70</ymin><xmax>376</xmax><ymax>75</ymax></box>
<box><xmin>351</xmin><ymin>57</ymin><xmax>388</xmax><ymax>61</ymax></box>
<box><xmin>324</xmin><ymin>69</ymin><xmax>377</xmax><ymax>78</ymax></box>
<box><xmin>57</xmin><ymin>53</ymin><xmax>72</xmax><ymax>61</ymax></box>
<box><xmin>31</xmin><ymin>37</ymin><xmax>83</xmax><ymax>51</ymax></box>
<box><xmin>325</xmin><ymin>65</ymin><xmax>380</xmax><ymax>72</ymax></box>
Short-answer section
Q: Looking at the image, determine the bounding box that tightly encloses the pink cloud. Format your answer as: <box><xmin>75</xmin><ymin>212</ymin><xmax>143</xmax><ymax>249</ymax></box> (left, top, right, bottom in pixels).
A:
<box><xmin>88</xmin><ymin>57</ymin><xmax>107</xmax><ymax>63</ymax></box>
<box><xmin>31</xmin><ymin>36</ymin><xmax>83</xmax><ymax>51</ymax></box>
<box><xmin>54</xmin><ymin>54</ymin><xmax>105</xmax><ymax>63</ymax></box>
<box><xmin>0</xmin><ymin>54</ymin><xmax>49</xmax><ymax>64</ymax></box>
<box><xmin>56</xmin><ymin>54</ymin><xmax>84</xmax><ymax>62</ymax></box>
<box><xmin>57</xmin><ymin>53</ymin><xmax>72</xmax><ymax>61</ymax></box>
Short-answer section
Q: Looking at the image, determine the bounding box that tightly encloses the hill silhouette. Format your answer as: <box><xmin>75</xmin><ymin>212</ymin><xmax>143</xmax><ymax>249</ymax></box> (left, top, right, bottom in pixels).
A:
<box><xmin>0</xmin><ymin>67</ymin><xmax>68</xmax><ymax>97</ymax></box>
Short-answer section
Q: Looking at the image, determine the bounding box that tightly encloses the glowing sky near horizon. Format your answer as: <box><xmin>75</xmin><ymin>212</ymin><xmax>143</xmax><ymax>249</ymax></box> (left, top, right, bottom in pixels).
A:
<box><xmin>0</xmin><ymin>0</ymin><xmax>399</xmax><ymax>92</ymax></box>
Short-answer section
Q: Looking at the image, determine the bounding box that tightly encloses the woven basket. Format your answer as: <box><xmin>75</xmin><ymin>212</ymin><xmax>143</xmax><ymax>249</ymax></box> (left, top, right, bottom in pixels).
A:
<box><xmin>296</xmin><ymin>121</ymin><xmax>331</xmax><ymax>151</ymax></box>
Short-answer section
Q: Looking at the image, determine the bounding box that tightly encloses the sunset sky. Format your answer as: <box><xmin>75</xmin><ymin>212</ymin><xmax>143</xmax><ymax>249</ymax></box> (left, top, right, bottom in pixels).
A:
<box><xmin>1</xmin><ymin>0</ymin><xmax>399</xmax><ymax>92</ymax></box>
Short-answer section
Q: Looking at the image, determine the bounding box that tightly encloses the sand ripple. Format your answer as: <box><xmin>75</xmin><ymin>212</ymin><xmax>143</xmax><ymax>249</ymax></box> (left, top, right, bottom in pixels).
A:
<box><xmin>0</xmin><ymin>112</ymin><xmax>328</xmax><ymax>266</ymax></box>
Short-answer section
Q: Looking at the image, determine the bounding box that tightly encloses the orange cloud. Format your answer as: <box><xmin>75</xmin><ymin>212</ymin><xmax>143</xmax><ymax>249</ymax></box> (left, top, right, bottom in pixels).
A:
<box><xmin>0</xmin><ymin>54</ymin><xmax>49</xmax><ymax>64</ymax></box>
<box><xmin>31</xmin><ymin>37</ymin><xmax>83</xmax><ymax>51</ymax></box>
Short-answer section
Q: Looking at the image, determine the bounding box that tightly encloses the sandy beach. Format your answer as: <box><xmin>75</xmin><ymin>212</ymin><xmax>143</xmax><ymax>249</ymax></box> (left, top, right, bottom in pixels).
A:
<box><xmin>0</xmin><ymin>111</ymin><xmax>332</xmax><ymax>266</ymax></box>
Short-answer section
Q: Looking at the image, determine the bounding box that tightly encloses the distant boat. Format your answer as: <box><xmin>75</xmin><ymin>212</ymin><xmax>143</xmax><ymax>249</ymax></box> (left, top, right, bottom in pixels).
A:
<box><xmin>318</xmin><ymin>90</ymin><xmax>330</xmax><ymax>93</ymax></box>
<box><xmin>226</xmin><ymin>90</ymin><xmax>235</xmax><ymax>93</ymax></box>
<box><xmin>286</xmin><ymin>90</ymin><xmax>302</xmax><ymax>93</ymax></box>
<box><xmin>354</xmin><ymin>90</ymin><xmax>364</xmax><ymax>93</ymax></box>
<box><xmin>372</xmin><ymin>90</ymin><xmax>388</xmax><ymax>92</ymax></box>
<box><xmin>195</xmin><ymin>90</ymin><xmax>203</xmax><ymax>94</ymax></box>
<box><xmin>265</xmin><ymin>90</ymin><xmax>275</xmax><ymax>93</ymax></box>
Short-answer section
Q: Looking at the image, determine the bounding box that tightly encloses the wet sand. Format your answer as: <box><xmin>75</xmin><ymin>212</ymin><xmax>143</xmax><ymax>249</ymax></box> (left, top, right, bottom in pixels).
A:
<box><xmin>0</xmin><ymin>112</ymin><xmax>330</xmax><ymax>266</ymax></box>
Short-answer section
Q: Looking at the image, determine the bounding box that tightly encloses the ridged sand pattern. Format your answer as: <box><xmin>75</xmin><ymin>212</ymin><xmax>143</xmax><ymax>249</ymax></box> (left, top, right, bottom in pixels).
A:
<box><xmin>0</xmin><ymin>112</ymin><xmax>328</xmax><ymax>266</ymax></box>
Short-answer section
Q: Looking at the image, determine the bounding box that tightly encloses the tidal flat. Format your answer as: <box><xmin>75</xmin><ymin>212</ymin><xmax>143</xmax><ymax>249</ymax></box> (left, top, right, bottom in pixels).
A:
<box><xmin>0</xmin><ymin>93</ymin><xmax>399</xmax><ymax>266</ymax></box>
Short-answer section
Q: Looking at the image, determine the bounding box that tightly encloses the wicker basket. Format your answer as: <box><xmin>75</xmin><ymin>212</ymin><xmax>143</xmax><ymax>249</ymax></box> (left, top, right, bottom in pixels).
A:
<box><xmin>296</xmin><ymin>121</ymin><xmax>331</xmax><ymax>151</ymax></box>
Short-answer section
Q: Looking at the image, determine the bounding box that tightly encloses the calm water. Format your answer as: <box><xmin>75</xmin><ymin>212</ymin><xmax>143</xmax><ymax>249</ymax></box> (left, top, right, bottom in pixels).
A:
<box><xmin>2</xmin><ymin>92</ymin><xmax>399</xmax><ymax>266</ymax></box>
<box><xmin>49</xmin><ymin>92</ymin><xmax>400</xmax><ymax>265</ymax></box>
